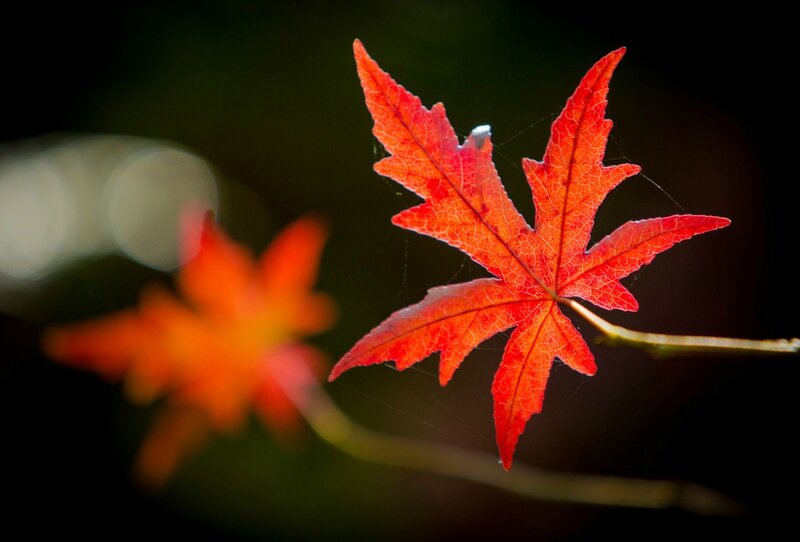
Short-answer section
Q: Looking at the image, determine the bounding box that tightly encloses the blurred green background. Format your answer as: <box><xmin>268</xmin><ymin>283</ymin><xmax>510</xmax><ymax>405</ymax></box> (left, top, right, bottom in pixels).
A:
<box><xmin>3</xmin><ymin>1</ymin><xmax>798</xmax><ymax>539</ymax></box>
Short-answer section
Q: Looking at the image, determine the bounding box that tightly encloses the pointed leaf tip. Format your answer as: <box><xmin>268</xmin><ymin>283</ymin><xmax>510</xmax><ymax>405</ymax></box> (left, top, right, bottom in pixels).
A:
<box><xmin>353</xmin><ymin>39</ymin><xmax>375</xmax><ymax>66</ymax></box>
<box><xmin>596</xmin><ymin>47</ymin><xmax>626</xmax><ymax>75</ymax></box>
<box><xmin>605</xmin><ymin>47</ymin><xmax>626</xmax><ymax>63</ymax></box>
<box><xmin>328</xmin><ymin>368</ymin><xmax>339</xmax><ymax>382</ymax></box>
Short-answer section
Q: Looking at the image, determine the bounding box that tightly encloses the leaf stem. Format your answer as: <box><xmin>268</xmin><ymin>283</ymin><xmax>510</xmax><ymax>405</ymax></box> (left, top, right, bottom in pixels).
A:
<box><xmin>278</xmin><ymin>367</ymin><xmax>741</xmax><ymax>514</ymax></box>
<box><xmin>563</xmin><ymin>299</ymin><xmax>800</xmax><ymax>356</ymax></box>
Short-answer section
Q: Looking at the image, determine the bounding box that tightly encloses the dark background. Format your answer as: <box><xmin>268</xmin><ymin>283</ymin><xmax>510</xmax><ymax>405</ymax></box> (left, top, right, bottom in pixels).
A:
<box><xmin>3</xmin><ymin>2</ymin><xmax>798</xmax><ymax>540</ymax></box>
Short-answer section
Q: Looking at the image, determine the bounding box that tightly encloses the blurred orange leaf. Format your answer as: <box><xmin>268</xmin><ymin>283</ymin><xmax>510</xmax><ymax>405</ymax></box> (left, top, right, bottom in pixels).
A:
<box><xmin>43</xmin><ymin>213</ymin><xmax>334</xmax><ymax>487</ymax></box>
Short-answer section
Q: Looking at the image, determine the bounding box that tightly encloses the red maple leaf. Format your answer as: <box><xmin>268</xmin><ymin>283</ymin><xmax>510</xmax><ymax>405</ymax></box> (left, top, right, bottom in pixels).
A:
<box><xmin>43</xmin><ymin>214</ymin><xmax>334</xmax><ymax>486</ymax></box>
<box><xmin>330</xmin><ymin>40</ymin><xmax>730</xmax><ymax>468</ymax></box>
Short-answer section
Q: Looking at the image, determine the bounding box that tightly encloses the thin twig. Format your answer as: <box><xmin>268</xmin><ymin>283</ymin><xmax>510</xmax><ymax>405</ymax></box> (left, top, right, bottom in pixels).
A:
<box><xmin>277</xmin><ymin>368</ymin><xmax>741</xmax><ymax>515</ymax></box>
<box><xmin>565</xmin><ymin>299</ymin><xmax>799</xmax><ymax>357</ymax></box>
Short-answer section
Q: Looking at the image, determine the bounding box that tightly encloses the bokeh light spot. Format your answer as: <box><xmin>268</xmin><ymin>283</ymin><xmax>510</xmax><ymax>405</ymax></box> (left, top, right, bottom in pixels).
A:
<box><xmin>105</xmin><ymin>148</ymin><xmax>218</xmax><ymax>270</ymax></box>
<box><xmin>0</xmin><ymin>159</ymin><xmax>74</xmax><ymax>279</ymax></box>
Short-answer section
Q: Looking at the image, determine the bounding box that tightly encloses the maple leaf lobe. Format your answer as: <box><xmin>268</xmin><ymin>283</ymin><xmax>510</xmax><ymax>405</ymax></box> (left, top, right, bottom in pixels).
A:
<box><xmin>334</xmin><ymin>41</ymin><xmax>729</xmax><ymax>469</ymax></box>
